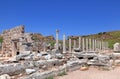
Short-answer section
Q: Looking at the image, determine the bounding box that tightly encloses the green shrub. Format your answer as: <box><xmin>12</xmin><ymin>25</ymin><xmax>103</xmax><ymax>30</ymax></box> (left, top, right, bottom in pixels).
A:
<box><xmin>98</xmin><ymin>32</ymin><xmax>103</xmax><ymax>35</ymax></box>
<box><xmin>50</xmin><ymin>41</ymin><xmax>55</xmax><ymax>47</ymax></box>
<box><xmin>107</xmin><ymin>40</ymin><xmax>116</xmax><ymax>49</ymax></box>
<box><xmin>45</xmin><ymin>76</ymin><xmax>54</xmax><ymax>79</ymax></box>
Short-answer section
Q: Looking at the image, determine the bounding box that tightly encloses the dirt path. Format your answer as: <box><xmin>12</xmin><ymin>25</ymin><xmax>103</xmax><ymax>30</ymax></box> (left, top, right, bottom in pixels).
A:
<box><xmin>56</xmin><ymin>67</ymin><xmax>120</xmax><ymax>79</ymax></box>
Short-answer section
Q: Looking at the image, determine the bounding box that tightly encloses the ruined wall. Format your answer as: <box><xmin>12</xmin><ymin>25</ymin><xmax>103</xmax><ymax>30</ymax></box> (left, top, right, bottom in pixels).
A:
<box><xmin>1</xmin><ymin>25</ymin><xmax>25</xmax><ymax>56</ymax></box>
<box><xmin>1</xmin><ymin>25</ymin><xmax>55</xmax><ymax>56</ymax></box>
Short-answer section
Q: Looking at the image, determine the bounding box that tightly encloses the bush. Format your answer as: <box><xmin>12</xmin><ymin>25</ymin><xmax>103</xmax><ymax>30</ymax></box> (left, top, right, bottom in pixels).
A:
<box><xmin>50</xmin><ymin>41</ymin><xmax>55</xmax><ymax>47</ymax></box>
<box><xmin>45</xmin><ymin>76</ymin><xmax>54</xmax><ymax>79</ymax></box>
<box><xmin>98</xmin><ymin>32</ymin><xmax>103</xmax><ymax>35</ymax></box>
<box><xmin>107</xmin><ymin>40</ymin><xmax>115</xmax><ymax>49</ymax></box>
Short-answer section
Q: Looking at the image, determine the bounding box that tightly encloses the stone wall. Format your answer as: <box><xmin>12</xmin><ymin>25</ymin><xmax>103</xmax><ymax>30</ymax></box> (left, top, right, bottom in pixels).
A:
<box><xmin>1</xmin><ymin>25</ymin><xmax>25</xmax><ymax>56</ymax></box>
<box><xmin>1</xmin><ymin>25</ymin><xmax>35</xmax><ymax>57</ymax></box>
<box><xmin>0</xmin><ymin>25</ymin><xmax>55</xmax><ymax>57</ymax></box>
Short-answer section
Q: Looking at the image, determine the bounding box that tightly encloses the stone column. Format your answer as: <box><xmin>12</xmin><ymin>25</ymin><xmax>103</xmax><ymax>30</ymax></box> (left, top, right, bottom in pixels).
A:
<box><xmin>97</xmin><ymin>41</ymin><xmax>99</xmax><ymax>51</ymax></box>
<box><xmin>94</xmin><ymin>39</ymin><xmax>97</xmax><ymax>51</ymax></box>
<box><xmin>104</xmin><ymin>42</ymin><xmax>107</xmax><ymax>50</ymax></box>
<box><xmin>82</xmin><ymin>38</ymin><xmax>85</xmax><ymax>52</ymax></box>
<box><xmin>92</xmin><ymin>39</ymin><xmax>95</xmax><ymax>51</ymax></box>
<box><xmin>97</xmin><ymin>41</ymin><xmax>100</xmax><ymax>51</ymax></box>
<box><xmin>79</xmin><ymin>37</ymin><xmax>81</xmax><ymax>49</ymax></box>
<box><xmin>86</xmin><ymin>38</ymin><xmax>88</xmax><ymax>51</ymax></box>
<box><xmin>63</xmin><ymin>34</ymin><xmax>66</xmax><ymax>53</ymax></box>
<box><xmin>96</xmin><ymin>40</ymin><xmax>99</xmax><ymax>51</ymax></box>
<box><xmin>103</xmin><ymin>41</ymin><xmax>105</xmax><ymax>51</ymax></box>
<box><xmin>101</xmin><ymin>41</ymin><xmax>104</xmax><ymax>51</ymax></box>
<box><xmin>73</xmin><ymin>40</ymin><xmax>76</xmax><ymax>49</ymax></box>
<box><xmin>104</xmin><ymin>41</ymin><xmax>108</xmax><ymax>50</ymax></box>
<box><xmin>89</xmin><ymin>38</ymin><xmax>92</xmax><ymax>51</ymax></box>
<box><xmin>104</xmin><ymin>42</ymin><xmax>106</xmax><ymax>50</ymax></box>
<box><xmin>99</xmin><ymin>41</ymin><xmax>102</xmax><ymax>51</ymax></box>
<box><xmin>56</xmin><ymin>30</ymin><xmax>59</xmax><ymax>50</ymax></box>
<box><xmin>69</xmin><ymin>38</ymin><xmax>71</xmax><ymax>53</ymax></box>
<box><xmin>43</xmin><ymin>42</ymin><xmax>46</xmax><ymax>52</ymax></box>
<box><xmin>106</xmin><ymin>42</ymin><xmax>109</xmax><ymax>49</ymax></box>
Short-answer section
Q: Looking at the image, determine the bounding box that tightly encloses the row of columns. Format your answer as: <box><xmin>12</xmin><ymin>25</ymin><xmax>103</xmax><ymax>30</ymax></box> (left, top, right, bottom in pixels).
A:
<box><xmin>62</xmin><ymin>35</ymin><xmax>109</xmax><ymax>53</ymax></box>
<box><xmin>55</xmin><ymin>30</ymin><xmax>109</xmax><ymax>53</ymax></box>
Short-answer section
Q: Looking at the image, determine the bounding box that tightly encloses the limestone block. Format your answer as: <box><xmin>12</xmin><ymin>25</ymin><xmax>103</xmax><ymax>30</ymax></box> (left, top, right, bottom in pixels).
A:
<box><xmin>113</xmin><ymin>43</ymin><xmax>120</xmax><ymax>52</ymax></box>
<box><xmin>34</xmin><ymin>60</ymin><xmax>47</xmax><ymax>67</ymax></box>
<box><xmin>25</xmin><ymin>69</ymin><xmax>36</xmax><ymax>75</ymax></box>
<box><xmin>113</xmin><ymin>53</ymin><xmax>120</xmax><ymax>58</ymax></box>
<box><xmin>0</xmin><ymin>74</ymin><xmax>11</xmax><ymax>79</ymax></box>
<box><xmin>0</xmin><ymin>62</ymin><xmax>34</xmax><ymax>76</ymax></box>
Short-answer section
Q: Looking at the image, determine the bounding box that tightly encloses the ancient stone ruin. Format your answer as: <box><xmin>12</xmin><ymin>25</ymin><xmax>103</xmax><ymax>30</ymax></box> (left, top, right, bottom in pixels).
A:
<box><xmin>0</xmin><ymin>25</ymin><xmax>120</xmax><ymax>79</ymax></box>
<box><xmin>1</xmin><ymin>25</ymin><xmax>33</xmax><ymax>57</ymax></box>
<box><xmin>0</xmin><ymin>25</ymin><xmax>55</xmax><ymax>57</ymax></box>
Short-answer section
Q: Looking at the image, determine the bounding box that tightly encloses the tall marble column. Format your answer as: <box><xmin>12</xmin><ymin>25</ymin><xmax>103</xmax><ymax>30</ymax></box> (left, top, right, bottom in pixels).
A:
<box><xmin>82</xmin><ymin>38</ymin><xmax>85</xmax><ymax>52</ymax></box>
<box><xmin>99</xmin><ymin>41</ymin><xmax>101</xmax><ymax>51</ymax></box>
<box><xmin>94</xmin><ymin>39</ymin><xmax>97</xmax><ymax>51</ymax></box>
<box><xmin>92</xmin><ymin>39</ymin><xmax>95</xmax><ymax>51</ymax></box>
<box><xmin>56</xmin><ymin>29</ymin><xmax>59</xmax><ymax>50</ymax></box>
<box><xmin>101</xmin><ymin>41</ymin><xmax>104</xmax><ymax>51</ymax></box>
<box><xmin>63</xmin><ymin>34</ymin><xmax>66</xmax><ymax>53</ymax></box>
<box><xmin>69</xmin><ymin>38</ymin><xmax>71</xmax><ymax>53</ymax></box>
<box><xmin>96</xmin><ymin>40</ymin><xmax>99</xmax><ymax>51</ymax></box>
<box><xmin>104</xmin><ymin>41</ymin><xmax>108</xmax><ymax>50</ymax></box>
<box><xmin>79</xmin><ymin>37</ymin><xmax>81</xmax><ymax>49</ymax></box>
<box><xmin>103</xmin><ymin>41</ymin><xmax>105</xmax><ymax>51</ymax></box>
<box><xmin>89</xmin><ymin>38</ymin><xmax>92</xmax><ymax>51</ymax></box>
<box><xmin>86</xmin><ymin>38</ymin><xmax>88</xmax><ymax>51</ymax></box>
<box><xmin>74</xmin><ymin>40</ymin><xmax>76</xmax><ymax>49</ymax></box>
<box><xmin>106</xmin><ymin>42</ymin><xmax>109</xmax><ymax>49</ymax></box>
<box><xmin>43</xmin><ymin>42</ymin><xmax>46</xmax><ymax>52</ymax></box>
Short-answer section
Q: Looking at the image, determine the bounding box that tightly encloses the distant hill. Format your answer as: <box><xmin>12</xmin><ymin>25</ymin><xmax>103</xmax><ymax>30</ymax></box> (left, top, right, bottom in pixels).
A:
<box><xmin>86</xmin><ymin>30</ymin><xmax>120</xmax><ymax>48</ymax></box>
<box><xmin>32</xmin><ymin>33</ymin><xmax>55</xmax><ymax>42</ymax></box>
<box><xmin>69</xmin><ymin>30</ymin><xmax>120</xmax><ymax>49</ymax></box>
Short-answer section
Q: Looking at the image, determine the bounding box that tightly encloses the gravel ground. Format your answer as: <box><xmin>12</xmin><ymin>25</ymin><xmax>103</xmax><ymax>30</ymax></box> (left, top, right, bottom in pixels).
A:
<box><xmin>56</xmin><ymin>66</ymin><xmax>120</xmax><ymax>79</ymax></box>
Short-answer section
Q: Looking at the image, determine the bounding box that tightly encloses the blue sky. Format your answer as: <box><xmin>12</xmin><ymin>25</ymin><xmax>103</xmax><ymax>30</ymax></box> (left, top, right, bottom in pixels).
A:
<box><xmin>0</xmin><ymin>0</ymin><xmax>120</xmax><ymax>39</ymax></box>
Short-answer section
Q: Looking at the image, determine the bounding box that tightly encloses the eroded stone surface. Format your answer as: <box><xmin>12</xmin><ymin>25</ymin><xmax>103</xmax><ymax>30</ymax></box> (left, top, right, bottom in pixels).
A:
<box><xmin>0</xmin><ymin>74</ymin><xmax>11</xmax><ymax>79</ymax></box>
